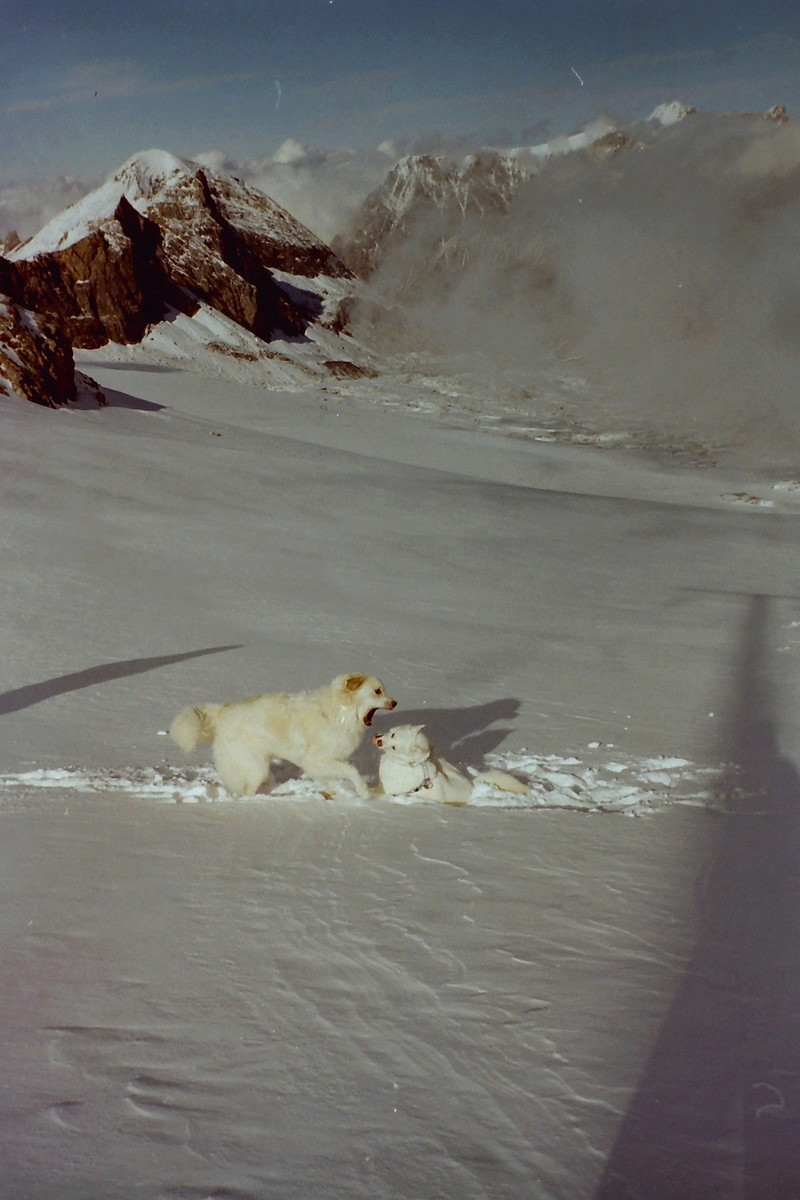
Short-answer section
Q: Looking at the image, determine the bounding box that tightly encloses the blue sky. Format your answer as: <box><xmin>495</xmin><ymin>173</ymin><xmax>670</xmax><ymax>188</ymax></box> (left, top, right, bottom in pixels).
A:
<box><xmin>2</xmin><ymin>0</ymin><xmax>800</xmax><ymax>182</ymax></box>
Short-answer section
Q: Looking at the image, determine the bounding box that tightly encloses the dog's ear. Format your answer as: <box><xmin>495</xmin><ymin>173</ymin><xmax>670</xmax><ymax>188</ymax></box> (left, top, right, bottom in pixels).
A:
<box><xmin>342</xmin><ymin>672</ymin><xmax>368</xmax><ymax>693</ymax></box>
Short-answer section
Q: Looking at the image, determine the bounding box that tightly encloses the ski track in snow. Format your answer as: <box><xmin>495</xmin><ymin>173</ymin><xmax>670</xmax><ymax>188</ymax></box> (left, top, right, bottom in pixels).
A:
<box><xmin>0</xmin><ymin>750</ymin><xmax>721</xmax><ymax>815</ymax></box>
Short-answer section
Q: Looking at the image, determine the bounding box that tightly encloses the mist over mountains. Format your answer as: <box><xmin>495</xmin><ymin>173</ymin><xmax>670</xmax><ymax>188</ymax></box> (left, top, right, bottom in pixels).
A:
<box><xmin>337</xmin><ymin>103</ymin><xmax>800</xmax><ymax>459</ymax></box>
<box><xmin>2</xmin><ymin>103</ymin><xmax>800</xmax><ymax>464</ymax></box>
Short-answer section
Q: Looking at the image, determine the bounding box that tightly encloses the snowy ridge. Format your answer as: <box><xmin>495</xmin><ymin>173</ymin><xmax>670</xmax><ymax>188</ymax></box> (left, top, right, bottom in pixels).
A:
<box><xmin>7</xmin><ymin>148</ymin><xmax>336</xmax><ymax>262</ymax></box>
<box><xmin>5</xmin><ymin>149</ymin><xmax>191</xmax><ymax>258</ymax></box>
<box><xmin>505</xmin><ymin>114</ymin><xmax>620</xmax><ymax>163</ymax></box>
<box><xmin>0</xmin><ymin>750</ymin><xmax>721</xmax><ymax>813</ymax></box>
<box><xmin>6</xmin><ymin>177</ymin><xmax>132</xmax><ymax>257</ymax></box>
<box><xmin>385</xmin><ymin>114</ymin><xmax>624</xmax><ymax>214</ymax></box>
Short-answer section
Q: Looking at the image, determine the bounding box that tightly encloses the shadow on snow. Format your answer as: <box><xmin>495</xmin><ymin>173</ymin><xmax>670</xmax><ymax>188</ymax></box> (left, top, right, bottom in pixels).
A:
<box><xmin>595</xmin><ymin>592</ymin><xmax>800</xmax><ymax>1200</ymax></box>
<box><xmin>0</xmin><ymin>645</ymin><xmax>244</xmax><ymax>715</ymax></box>
<box><xmin>356</xmin><ymin>697</ymin><xmax>522</xmax><ymax>772</ymax></box>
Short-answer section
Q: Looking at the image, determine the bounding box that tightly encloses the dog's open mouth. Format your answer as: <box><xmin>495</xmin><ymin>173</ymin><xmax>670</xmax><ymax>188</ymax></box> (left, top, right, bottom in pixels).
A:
<box><xmin>363</xmin><ymin>709</ymin><xmax>377</xmax><ymax>727</ymax></box>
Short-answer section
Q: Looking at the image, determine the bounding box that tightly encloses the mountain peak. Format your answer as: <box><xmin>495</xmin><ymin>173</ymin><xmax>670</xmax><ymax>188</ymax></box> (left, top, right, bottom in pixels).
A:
<box><xmin>3</xmin><ymin>143</ymin><xmax>354</xmax><ymax>372</ymax></box>
<box><xmin>113</xmin><ymin>149</ymin><xmax>193</xmax><ymax>201</ymax></box>
<box><xmin>9</xmin><ymin>150</ymin><xmax>197</xmax><ymax>259</ymax></box>
<box><xmin>647</xmin><ymin>100</ymin><xmax>698</xmax><ymax>126</ymax></box>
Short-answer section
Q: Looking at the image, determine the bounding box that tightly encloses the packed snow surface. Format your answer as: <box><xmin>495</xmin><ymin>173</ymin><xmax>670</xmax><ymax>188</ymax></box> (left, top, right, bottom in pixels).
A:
<box><xmin>0</xmin><ymin>749</ymin><xmax>719</xmax><ymax>813</ymax></box>
<box><xmin>2</xmin><ymin>363</ymin><xmax>800</xmax><ymax>1198</ymax></box>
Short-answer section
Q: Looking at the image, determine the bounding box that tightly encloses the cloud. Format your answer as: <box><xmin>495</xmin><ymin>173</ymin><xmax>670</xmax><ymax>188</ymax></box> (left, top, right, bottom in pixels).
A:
<box><xmin>351</xmin><ymin>112</ymin><xmax>800</xmax><ymax>458</ymax></box>
<box><xmin>194</xmin><ymin>142</ymin><xmax>394</xmax><ymax>243</ymax></box>
<box><xmin>271</xmin><ymin>139</ymin><xmax>328</xmax><ymax>167</ymax></box>
<box><xmin>0</xmin><ymin>174</ymin><xmax>101</xmax><ymax>243</ymax></box>
<box><xmin>4</xmin><ymin>60</ymin><xmax>145</xmax><ymax>114</ymax></box>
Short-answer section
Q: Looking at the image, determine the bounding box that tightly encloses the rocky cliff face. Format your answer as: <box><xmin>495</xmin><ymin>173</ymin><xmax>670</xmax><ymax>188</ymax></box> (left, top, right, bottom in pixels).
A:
<box><xmin>3</xmin><ymin>197</ymin><xmax>180</xmax><ymax>348</ymax></box>
<box><xmin>0</xmin><ymin>295</ymin><xmax>77</xmax><ymax>407</ymax></box>
<box><xmin>7</xmin><ymin>150</ymin><xmax>353</xmax><ymax>352</ymax></box>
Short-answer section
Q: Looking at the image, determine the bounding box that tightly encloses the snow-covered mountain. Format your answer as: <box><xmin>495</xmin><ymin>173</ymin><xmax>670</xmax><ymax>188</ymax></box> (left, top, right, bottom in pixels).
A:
<box><xmin>334</xmin><ymin>101</ymin><xmax>789</xmax><ymax>279</ymax></box>
<box><xmin>334</xmin><ymin>150</ymin><xmax>528</xmax><ymax>278</ymax></box>
<box><xmin>334</xmin><ymin>114</ymin><xmax>636</xmax><ymax>276</ymax></box>
<box><xmin>1</xmin><ymin>149</ymin><xmax>373</xmax><ymax>405</ymax></box>
<box><xmin>329</xmin><ymin>102</ymin><xmax>800</xmax><ymax>461</ymax></box>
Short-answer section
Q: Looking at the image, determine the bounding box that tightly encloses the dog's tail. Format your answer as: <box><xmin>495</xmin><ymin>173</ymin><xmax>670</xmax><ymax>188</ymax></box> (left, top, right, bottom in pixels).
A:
<box><xmin>476</xmin><ymin>769</ymin><xmax>529</xmax><ymax>795</ymax></box>
<box><xmin>169</xmin><ymin>703</ymin><xmax>222</xmax><ymax>752</ymax></box>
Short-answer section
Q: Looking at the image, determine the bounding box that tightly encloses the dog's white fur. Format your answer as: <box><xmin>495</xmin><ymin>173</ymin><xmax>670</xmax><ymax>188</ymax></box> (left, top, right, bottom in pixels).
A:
<box><xmin>169</xmin><ymin>673</ymin><xmax>396</xmax><ymax>798</ymax></box>
<box><xmin>373</xmin><ymin>724</ymin><xmax>528</xmax><ymax>805</ymax></box>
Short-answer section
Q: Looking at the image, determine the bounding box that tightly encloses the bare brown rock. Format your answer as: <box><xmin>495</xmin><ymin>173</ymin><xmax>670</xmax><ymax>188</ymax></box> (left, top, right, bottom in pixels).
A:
<box><xmin>143</xmin><ymin>168</ymin><xmax>309</xmax><ymax>340</ymax></box>
<box><xmin>9</xmin><ymin>197</ymin><xmax>181</xmax><ymax>348</ymax></box>
<box><xmin>588</xmin><ymin>129</ymin><xmax>636</xmax><ymax>160</ymax></box>
<box><xmin>0</xmin><ymin>294</ymin><xmax>76</xmax><ymax>407</ymax></box>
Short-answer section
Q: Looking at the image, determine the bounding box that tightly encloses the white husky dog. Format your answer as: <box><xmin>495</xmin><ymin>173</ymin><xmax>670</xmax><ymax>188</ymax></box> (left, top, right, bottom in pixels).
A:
<box><xmin>169</xmin><ymin>673</ymin><xmax>396</xmax><ymax>798</ymax></box>
<box><xmin>373</xmin><ymin>724</ymin><xmax>528</xmax><ymax>805</ymax></box>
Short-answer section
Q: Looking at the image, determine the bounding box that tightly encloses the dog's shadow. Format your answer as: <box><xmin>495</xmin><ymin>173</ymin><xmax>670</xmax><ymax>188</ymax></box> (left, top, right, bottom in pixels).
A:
<box><xmin>353</xmin><ymin>697</ymin><xmax>522</xmax><ymax>774</ymax></box>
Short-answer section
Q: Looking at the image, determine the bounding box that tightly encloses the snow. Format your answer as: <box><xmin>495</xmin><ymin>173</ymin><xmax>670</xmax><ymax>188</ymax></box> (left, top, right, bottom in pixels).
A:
<box><xmin>648</xmin><ymin>100</ymin><xmax>696</xmax><ymax>126</ymax></box>
<box><xmin>79</xmin><ymin>294</ymin><xmax>373</xmax><ymax>388</ymax></box>
<box><xmin>0</xmin><ymin>748</ymin><xmax>720</xmax><ymax>814</ymax></box>
<box><xmin>520</xmin><ymin>116</ymin><xmax>619</xmax><ymax>161</ymax></box>
<box><xmin>112</xmin><ymin>147</ymin><xmax>190</xmax><ymax>198</ymax></box>
<box><xmin>2</xmin><ymin>364</ymin><xmax>800</xmax><ymax>1197</ymax></box>
<box><xmin>7</xmin><ymin>175</ymin><xmax>139</xmax><ymax>258</ymax></box>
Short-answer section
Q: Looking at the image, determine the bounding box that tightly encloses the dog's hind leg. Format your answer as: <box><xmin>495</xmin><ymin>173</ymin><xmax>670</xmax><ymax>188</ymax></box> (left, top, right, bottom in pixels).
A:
<box><xmin>213</xmin><ymin>740</ymin><xmax>272</xmax><ymax>798</ymax></box>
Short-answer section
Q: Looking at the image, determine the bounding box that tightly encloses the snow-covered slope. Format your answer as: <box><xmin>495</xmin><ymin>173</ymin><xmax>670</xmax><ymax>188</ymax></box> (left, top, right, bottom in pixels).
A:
<box><xmin>2</xmin><ymin>355</ymin><xmax>800</xmax><ymax>1197</ymax></box>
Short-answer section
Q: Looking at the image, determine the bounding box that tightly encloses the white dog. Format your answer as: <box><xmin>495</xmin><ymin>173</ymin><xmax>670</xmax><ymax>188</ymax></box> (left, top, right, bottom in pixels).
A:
<box><xmin>373</xmin><ymin>724</ymin><xmax>528</xmax><ymax>805</ymax></box>
<box><xmin>169</xmin><ymin>673</ymin><xmax>396</xmax><ymax>798</ymax></box>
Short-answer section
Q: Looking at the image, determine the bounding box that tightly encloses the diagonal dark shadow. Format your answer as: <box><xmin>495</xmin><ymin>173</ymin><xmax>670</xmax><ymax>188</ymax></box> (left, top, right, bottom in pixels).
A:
<box><xmin>96</xmin><ymin>386</ymin><xmax>165</xmax><ymax>411</ymax></box>
<box><xmin>595</xmin><ymin>594</ymin><xmax>800</xmax><ymax>1200</ymax></box>
<box><xmin>79</xmin><ymin>361</ymin><xmax>182</xmax><ymax>374</ymax></box>
<box><xmin>0</xmin><ymin>645</ymin><xmax>244</xmax><ymax>715</ymax></box>
<box><xmin>390</xmin><ymin>698</ymin><xmax>522</xmax><ymax>762</ymax></box>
